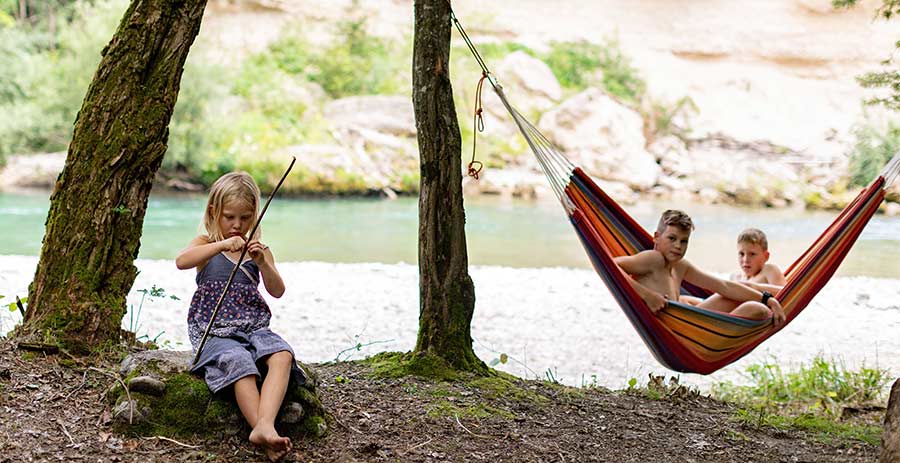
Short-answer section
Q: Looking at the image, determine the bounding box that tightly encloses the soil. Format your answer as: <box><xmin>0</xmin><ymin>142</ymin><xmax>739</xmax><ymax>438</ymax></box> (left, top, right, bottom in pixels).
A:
<box><xmin>0</xmin><ymin>340</ymin><xmax>881</xmax><ymax>463</ymax></box>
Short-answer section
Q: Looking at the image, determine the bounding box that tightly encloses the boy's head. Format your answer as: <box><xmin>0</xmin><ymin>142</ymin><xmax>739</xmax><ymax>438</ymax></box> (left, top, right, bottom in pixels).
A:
<box><xmin>736</xmin><ymin>228</ymin><xmax>770</xmax><ymax>277</ymax></box>
<box><xmin>653</xmin><ymin>210</ymin><xmax>694</xmax><ymax>263</ymax></box>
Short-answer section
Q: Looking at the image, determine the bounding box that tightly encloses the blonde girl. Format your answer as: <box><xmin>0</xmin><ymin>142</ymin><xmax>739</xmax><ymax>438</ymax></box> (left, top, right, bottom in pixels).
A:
<box><xmin>176</xmin><ymin>171</ymin><xmax>302</xmax><ymax>462</ymax></box>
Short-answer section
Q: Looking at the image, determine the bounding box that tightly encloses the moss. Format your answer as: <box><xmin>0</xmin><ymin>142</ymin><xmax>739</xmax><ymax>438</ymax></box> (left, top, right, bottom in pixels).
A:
<box><xmin>425</xmin><ymin>399</ymin><xmax>515</xmax><ymax>420</ymax></box>
<box><xmin>123</xmin><ymin>372</ymin><xmax>214</xmax><ymax>437</ymax></box>
<box><xmin>468</xmin><ymin>374</ymin><xmax>550</xmax><ymax>406</ymax></box>
<box><xmin>299</xmin><ymin>415</ymin><xmax>328</xmax><ymax>437</ymax></box>
<box><xmin>364</xmin><ymin>351</ymin><xmax>460</xmax><ymax>382</ymax></box>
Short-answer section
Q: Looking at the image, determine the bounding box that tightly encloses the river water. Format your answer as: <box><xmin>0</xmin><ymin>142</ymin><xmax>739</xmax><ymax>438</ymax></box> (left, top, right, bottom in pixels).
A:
<box><xmin>1</xmin><ymin>191</ymin><xmax>898</xmax><ymax>390</ymax></box>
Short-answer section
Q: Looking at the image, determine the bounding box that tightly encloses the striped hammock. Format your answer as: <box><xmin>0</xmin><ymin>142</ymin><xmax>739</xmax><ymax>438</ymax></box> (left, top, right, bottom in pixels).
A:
<box><xmin>493</xmin><ymin>81</ymin><xmax>900</xmax><ymax>374</ymax></box>
<box><xmin>448</xmin><ymin>8</ymin><xmax>900</xmax><ymax>374</ymax></box>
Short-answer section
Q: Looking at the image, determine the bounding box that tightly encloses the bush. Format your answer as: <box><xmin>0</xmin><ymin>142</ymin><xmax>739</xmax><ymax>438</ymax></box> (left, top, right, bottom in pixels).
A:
<box><xmin>544</xmin><ymin>40</ymin><xmax>646</xmax><ymax>101</ymax></box>
<box><xmin>847</xmin><ymin>123</ymin><xmax>900</xmax><ymax>187</ymax></box>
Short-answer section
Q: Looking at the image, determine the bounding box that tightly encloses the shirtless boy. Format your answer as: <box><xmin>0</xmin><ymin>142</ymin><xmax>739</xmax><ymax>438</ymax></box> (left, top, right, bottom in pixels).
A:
<box><xmin>730</xmin><ymin>228</ymin><xmax>786</xmax><ymax>294</ymax></box>
<box><xmin>614</xmin><ymin>210</ymin><xmax>786</xmax><ymax>326</ymax></box>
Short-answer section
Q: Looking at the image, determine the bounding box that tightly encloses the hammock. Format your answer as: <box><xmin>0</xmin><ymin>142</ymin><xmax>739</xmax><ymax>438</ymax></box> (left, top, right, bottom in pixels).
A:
<box><xmin>449</xmin><ymin>11</ymin><xmax>900</xmax><ymax>374</ymax></box>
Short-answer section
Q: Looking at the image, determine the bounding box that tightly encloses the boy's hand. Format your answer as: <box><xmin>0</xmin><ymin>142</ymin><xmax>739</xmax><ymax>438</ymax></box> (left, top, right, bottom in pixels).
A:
<box><xmin>767</xmin><ymin>297</ymin><xmax>786</xmax><ymax>327</ymax></box>
<box><xmin>642</xmin><ymin>291</ymin><xmax>668</xmax><ymax>314</ymax></box>
<box><xmin>221</xmin><ymin>235</ymin><xmax>246</xmax><ymax>252</ymax></box>
<box><xmin>247</xmin><ymin>240</ymin><xmax>270</xmax><ymax>266</ymax></box>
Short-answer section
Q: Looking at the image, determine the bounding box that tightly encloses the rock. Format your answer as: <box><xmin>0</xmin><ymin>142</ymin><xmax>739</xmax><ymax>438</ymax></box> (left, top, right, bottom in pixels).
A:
<box><xmin>882</xmin><ymin>378</ymin><xmax>900</xmax><ymax>463</ymax></box>
<box><xmin>538</xmin><ymin>88</ymin><xmax>660</xmax><ymax>190</ymax></box>
<box><xmin>113</xmin><ymin>350</ymin><xmax>327</xmax><ymax>439</ymax></box>
<box><xmin>0</xmin><ymin>152</ymin><xmax>66</xmax><ymax>191</ymax></box>
<box><xmin>112</xmin><ymin>400</ymin><xmax>149</xmax><ymax>425</ymax></box>
<box><xmin>279</xmin><ymin>401</ymin><xmax>304</xmax><ymax>424</ymax></box>
<box><xmin>483</xmin><ymin>51</ymin><xmax>562</xmax><ymax>118</ymax></box>
<box><xmin>885</xmin><ymin>202</ymin><xmax>900</xmax><ymax>217</ymax></box>
<box><xmin>128</xmin><ymin>376</ymin><xmax>166</xmax><ymax>396</ymax></box>
<box><xmin>325</xmin><ymin>95</ymin><xmax>416</xmax><ymax>137</ymax></box>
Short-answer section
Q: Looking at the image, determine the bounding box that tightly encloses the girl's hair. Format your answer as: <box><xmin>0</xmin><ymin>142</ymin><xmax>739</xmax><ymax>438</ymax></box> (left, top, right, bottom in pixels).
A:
<box><xmin>737</xmin><ymin>228</ymin><xmax>768</xmax><ymax>251</ymax></box>
<box><xmin>203</xmin><ymin>171</ymin><xmax>261</xmax><ymax>242</ymax></box>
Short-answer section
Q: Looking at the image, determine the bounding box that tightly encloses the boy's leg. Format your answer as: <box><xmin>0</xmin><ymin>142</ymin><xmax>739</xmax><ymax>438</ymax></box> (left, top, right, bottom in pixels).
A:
<box><xmin>696</xmin><ymin>294</ymin><xmax>740</xmax><ymax>313</ymax></box>
<box><xmin>248</xmin><ymin>350</ymin><xmax>293</xmax><ymax>461</ymax></box>
<box><xmin>730</xmin><ymin>301</ymin><xmax>771</xmax><ymax>320</ymax></box>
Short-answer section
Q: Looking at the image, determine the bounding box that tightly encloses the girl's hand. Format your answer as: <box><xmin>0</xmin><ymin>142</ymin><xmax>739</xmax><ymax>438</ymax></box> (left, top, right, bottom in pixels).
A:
<box><xmin>221</xmin><ymin>235</ymin><xmax>246</xmax><ymax>252</ymax></box>
<box><xmin>247</xmin><ymin>240</ymin><xmax>270</xmax><ymax>266</ymax></box>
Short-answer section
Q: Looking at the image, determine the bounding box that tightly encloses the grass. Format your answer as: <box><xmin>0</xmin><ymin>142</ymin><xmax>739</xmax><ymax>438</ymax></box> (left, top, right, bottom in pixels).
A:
<box><xmin>711</xmin><ymin>355</ymin><xmax>890</xmax><ymax>445</ymax></box>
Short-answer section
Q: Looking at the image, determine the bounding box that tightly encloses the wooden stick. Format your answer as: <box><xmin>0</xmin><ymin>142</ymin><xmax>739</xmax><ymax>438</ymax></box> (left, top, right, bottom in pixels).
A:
<box><xmin>192</xmin><ymin>157</ymin><xmax>296</xmax><ymax>367</ymax></box>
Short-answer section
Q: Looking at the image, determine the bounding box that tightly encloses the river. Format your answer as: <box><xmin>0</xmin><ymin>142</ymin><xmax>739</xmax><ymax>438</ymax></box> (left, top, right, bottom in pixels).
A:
<box><xmin>1</xmin><ymin>191</ymin><xmax>898</xmax><ymax>390</ymax></box>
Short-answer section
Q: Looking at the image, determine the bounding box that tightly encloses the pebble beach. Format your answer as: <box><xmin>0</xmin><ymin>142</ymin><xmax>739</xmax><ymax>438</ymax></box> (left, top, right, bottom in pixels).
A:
<box><xmin>2</xmin><ymin>255</ymin><xmax>898</xmax><ymax>390</ymax></box>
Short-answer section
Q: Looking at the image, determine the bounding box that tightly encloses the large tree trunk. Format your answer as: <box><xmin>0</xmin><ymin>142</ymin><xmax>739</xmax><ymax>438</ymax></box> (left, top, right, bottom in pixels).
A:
<box><xmin>882</xmin><ymin>378</ymin><xmax>900</xmax><ymax>462</ymax></box>
<box><xmin>412</xmin><ymin>0</ymin><xmax>484</xmax><ymax>372</ymax></box>
<box><xmin>20</xmin><ymin>0</ymin><xmax>208</xmax><ymax>352</ymax></box>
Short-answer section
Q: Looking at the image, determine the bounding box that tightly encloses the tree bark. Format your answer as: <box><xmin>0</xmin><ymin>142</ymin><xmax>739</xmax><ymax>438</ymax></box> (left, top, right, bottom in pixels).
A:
<box><xmin>412</xmin><ymin>0</ymin><xmax>484</xmax><ymax>372</ymax></box>
<box><xmin>882</xmin><ymin>378</ymin><xmax>900</xmax><ymax>463</ymax></box>
<box><xmin>21</xmin><ymin>0</ymin><xmax>208</xmax><ymax>352</ymax></box>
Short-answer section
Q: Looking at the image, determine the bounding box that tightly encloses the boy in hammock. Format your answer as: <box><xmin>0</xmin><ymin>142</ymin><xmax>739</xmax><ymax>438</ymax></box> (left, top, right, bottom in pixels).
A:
<box><xmin>614</xmin><ymin>210</ymin><xmax>786</xmax><ymax>327</ymax></box>
<box><xmin>730</xmin><ymin>228</ymin><xmax>786</xmax><ymax>293</ymax></box>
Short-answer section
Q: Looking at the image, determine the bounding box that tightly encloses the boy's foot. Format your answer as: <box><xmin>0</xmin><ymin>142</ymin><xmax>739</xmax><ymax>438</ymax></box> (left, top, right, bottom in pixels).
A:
<box><xmin>249</xmin><ymin>425</ymin><xmax>292</xmax><ymax>462</ymax></box>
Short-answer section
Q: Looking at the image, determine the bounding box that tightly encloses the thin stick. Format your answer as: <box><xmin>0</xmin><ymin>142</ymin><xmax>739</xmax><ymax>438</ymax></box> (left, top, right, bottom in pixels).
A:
<box><xmin>454</xmin><ymin>414</ymin><xmax>489</xmax><ymax>439</ymax></box>
<box><xmin>89</xmin><ymin>367</ymin><xmax>132</xmax><ymax>424</ymax></box>
<box><xmin>58</xmin><ymin>420</ymin><xmax>76</xmax><ymax>446</ymax></box>
<box><xmin>399</xmin><ymin>437</ymin><xmax>433</xmax><ymax>456</ymax></box>
<box><xmin>141</xmin><ymin>435</ymin><xmax>201</xmax><ymax>449</ymax></box>
<box><xmin>192</xmin><ymin>157</ymin><xmax>296</xmax><ymax>367</ymax></box>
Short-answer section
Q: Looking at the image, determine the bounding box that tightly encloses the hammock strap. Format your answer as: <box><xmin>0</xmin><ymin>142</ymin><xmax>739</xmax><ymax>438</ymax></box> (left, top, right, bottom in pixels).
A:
<box><xmin>467</xmin><ymin>72</ymin><xmax>488</xmax><ymax>179</ymax></box>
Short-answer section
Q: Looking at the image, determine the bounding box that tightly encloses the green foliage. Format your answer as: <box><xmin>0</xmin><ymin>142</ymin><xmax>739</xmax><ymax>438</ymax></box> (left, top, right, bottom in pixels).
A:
<box><xmin>542</xmin><ymin>39</ymin><xmax>645</xmax><ymax>101</ymax></box>
<box><xmin>0</xmin><ymin>0</ymin><xmax>126</xmax><ymax>158</ymax></box>
<box><xmin>643</xmin><ymin>96</ymin><xmax>699</xmax><ymax>142</ymax></box>
<box><xmin>257</xmin><ymin>9</ymin><xmax>408</xmax><ymax>99</ymax></box>
<box><xmin>834</xmin><ymin>0</ymin><xmax>900</xmax><ymax>110</ymax></box>
<box><xmin>712</xmin><ymin>356</ymin><xmax>890</xmax><ymax>417</ymax></box>
<box><xmin>847</xmin><ymin>123</ymin><xmax>900</xmax><ymax>186</ymax></box>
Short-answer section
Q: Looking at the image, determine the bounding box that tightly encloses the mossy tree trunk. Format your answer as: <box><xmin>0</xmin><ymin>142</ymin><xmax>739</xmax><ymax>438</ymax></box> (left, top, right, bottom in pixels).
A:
<box><xmin>20</xmin><ymin>0</ymin><xmax>208</xmax><ymax>352</ymax></box>
<box><xmin>882</xmin><ymin>378</ymin><xmax>900</xmax><ymax>462</ymax></box>
<box><xmin>411</xmin><ymin>0</ymin><xmax>485</xmax><ymax>373</ymax></box>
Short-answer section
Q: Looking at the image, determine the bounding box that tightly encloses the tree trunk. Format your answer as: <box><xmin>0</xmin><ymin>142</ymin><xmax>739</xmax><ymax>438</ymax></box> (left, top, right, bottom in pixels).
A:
<box><xmin>412</xmin><ymin>0</ymin><xmax>484</xmax><ymax>372</ymax></box>
<box><xmin>20</xmin><ymin>0</ymin><xmax>208</xmax><ymax>352</ymax></box>
<box><xmin>882</xmin><ymin>378</ymin><xmax>900</xmax><ymax>462</ymax></box>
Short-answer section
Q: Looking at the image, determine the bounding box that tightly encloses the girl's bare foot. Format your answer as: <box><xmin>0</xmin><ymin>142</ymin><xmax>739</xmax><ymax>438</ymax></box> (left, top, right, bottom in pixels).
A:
<box><xmin>249</xmin><ymin>425</ymin><xmax>292</xmax><ymax>462</ymax></box>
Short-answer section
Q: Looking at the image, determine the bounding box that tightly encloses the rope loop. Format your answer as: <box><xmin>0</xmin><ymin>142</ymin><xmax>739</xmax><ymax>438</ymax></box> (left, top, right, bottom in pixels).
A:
<box><xmin>468</xmin><ymin>72</ymin><xmax>489</xmax><ymax>179</ymax></box>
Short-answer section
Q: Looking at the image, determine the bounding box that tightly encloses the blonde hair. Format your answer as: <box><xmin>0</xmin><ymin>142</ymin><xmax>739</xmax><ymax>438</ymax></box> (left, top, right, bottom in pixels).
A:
<box><xmin>656</xmin><ymin>209</ymin><xmax>694</xmax><ymax>234</ymax></box>
<box><xmin>203</xmin><ymin>171</ymin><xmax>261</xmax><ymax>242</ymax></box>
<box><xmin>737</xmin><ymin>228</ymin><xmax>768</xmax><ymax>251</ymax></box>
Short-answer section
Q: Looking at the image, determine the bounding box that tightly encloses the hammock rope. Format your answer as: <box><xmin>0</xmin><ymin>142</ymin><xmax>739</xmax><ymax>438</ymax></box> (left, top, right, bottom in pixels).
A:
<box><xmin>447</xmin><ymin>6</ymin><xmax>900</xmax><ymax>374</ymax></box>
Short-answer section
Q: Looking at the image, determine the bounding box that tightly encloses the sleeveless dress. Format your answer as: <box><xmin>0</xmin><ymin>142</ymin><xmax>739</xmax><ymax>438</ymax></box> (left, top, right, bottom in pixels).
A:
<box><xmin>187</xmin><ymin>252</ymin><xmax>305</xmax><ymax>393</ymax></box>
<box><xmin>187</xmin><ymin>252</ymin><xmax>271</xmax><ymax>348</ymax></box>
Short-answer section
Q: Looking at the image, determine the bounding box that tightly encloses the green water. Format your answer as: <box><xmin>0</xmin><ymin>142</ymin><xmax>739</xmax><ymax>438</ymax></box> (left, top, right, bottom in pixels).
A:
<box><xmin>1</xmin><ymin>191</ymin><xmax>898</xmax><ymax>277</ymax></box>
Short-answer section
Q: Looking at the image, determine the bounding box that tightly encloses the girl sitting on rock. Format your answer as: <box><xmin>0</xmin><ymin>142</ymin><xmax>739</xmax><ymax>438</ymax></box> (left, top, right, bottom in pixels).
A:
<box><xmin>176</xmin><ymin>171</ymin><xmax>303</xmax><ymax>462</ymax></box>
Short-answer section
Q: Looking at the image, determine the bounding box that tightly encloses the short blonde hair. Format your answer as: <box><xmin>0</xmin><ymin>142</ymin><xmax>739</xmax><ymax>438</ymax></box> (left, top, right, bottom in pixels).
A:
<box><xmin>737</xmin><ymin>228</ymin><xmax>768</xmax><ymax>251</ymax></box>
<box><xmin>203</xmin><ymin>171</ymin><xmax>261</xmax><ymax>242</ymax></box>
<box><xmin>656</xmin><ymin>209</ymin><xmax>694</xmax><ymax>234</ymax></box>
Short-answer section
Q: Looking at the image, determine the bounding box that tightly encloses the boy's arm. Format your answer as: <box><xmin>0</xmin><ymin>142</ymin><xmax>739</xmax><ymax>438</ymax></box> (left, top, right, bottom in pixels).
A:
<box><xmin>741</xmin><ymin>281</ymin><xmax>785</xmax><ymax>295</ymax></box>
<box><xmin>614</xmin><ymin>250</ymin><xmax>661</xmax><ymax>276</ymax></box>
<box><xmin>683</xmin><ymin>261</ymin><xmax>764</xmax><ymax>303</ymax></box>
<box><xmin>614</xmin><ymin>251</ymin><xmax>668</xmax><ymax>312</ymax></box>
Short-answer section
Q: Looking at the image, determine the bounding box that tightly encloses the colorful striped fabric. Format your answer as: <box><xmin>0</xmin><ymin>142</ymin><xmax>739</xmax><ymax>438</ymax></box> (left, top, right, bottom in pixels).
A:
<box><xmin>487</xmin><ymin>85</ymin><xmax>900</xmax><ymax>374</ymax></box>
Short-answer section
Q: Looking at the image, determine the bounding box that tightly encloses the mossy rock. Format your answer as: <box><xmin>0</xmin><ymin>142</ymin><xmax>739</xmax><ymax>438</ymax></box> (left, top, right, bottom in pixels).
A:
<box><xmin>110</xmin><ymin>350</ymin><xmax>327</xmax><ymax>439</ymax></box>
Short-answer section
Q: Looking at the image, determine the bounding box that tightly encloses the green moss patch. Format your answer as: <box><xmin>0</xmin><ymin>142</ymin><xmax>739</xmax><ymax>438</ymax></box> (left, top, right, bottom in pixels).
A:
<box><xmin>364</xmin><ymin>351</ymin><xmax>460</xmax><ymax>382</ymax></box>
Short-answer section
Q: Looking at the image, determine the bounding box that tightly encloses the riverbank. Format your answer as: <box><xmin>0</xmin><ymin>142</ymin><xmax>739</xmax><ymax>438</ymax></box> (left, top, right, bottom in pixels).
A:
<box><xmin>2</xmin><ymin>255</ymin><xmax>898</xmax><ymax>390</ymax></box>
<box><xmin>0</xmin><ymin>341</ymin><xmax>880</xmax><ymax>462</ymax></box>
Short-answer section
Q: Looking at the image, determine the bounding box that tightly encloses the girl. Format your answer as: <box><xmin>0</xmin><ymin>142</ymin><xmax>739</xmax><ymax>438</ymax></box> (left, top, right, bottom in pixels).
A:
<box><xmin>176</xmin><ymin>171</ymin><xmax>303</xmax><ymax>462</ymax></box>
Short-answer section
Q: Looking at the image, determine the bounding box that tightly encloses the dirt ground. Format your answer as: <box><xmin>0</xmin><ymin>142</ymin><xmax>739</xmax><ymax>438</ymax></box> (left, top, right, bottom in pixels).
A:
<box><xmin>0</xmin><ymin>340</ymin><xmax>881</xmax><ymax>462</ymax></box>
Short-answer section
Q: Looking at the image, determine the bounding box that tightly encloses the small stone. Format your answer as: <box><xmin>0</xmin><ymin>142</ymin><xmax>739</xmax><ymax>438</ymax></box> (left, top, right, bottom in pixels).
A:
<box><xmin>112</xmin><ymin>400</ymin><xmax>148</xmax><ymax>425</ymax></box>
<box><xmin>128</xmin><ymin>376</ymin><xmax>166</xmax><ymax>396</ymax></box>
<box><xmin>279</xmin><ymin>402</ymin><xmax>304</xmax><ymax>424</ymax></box>
<box><xmin>312</xmin><ymin>421</ymin><xmax>328</xmax><ymax>438</ymax></box>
